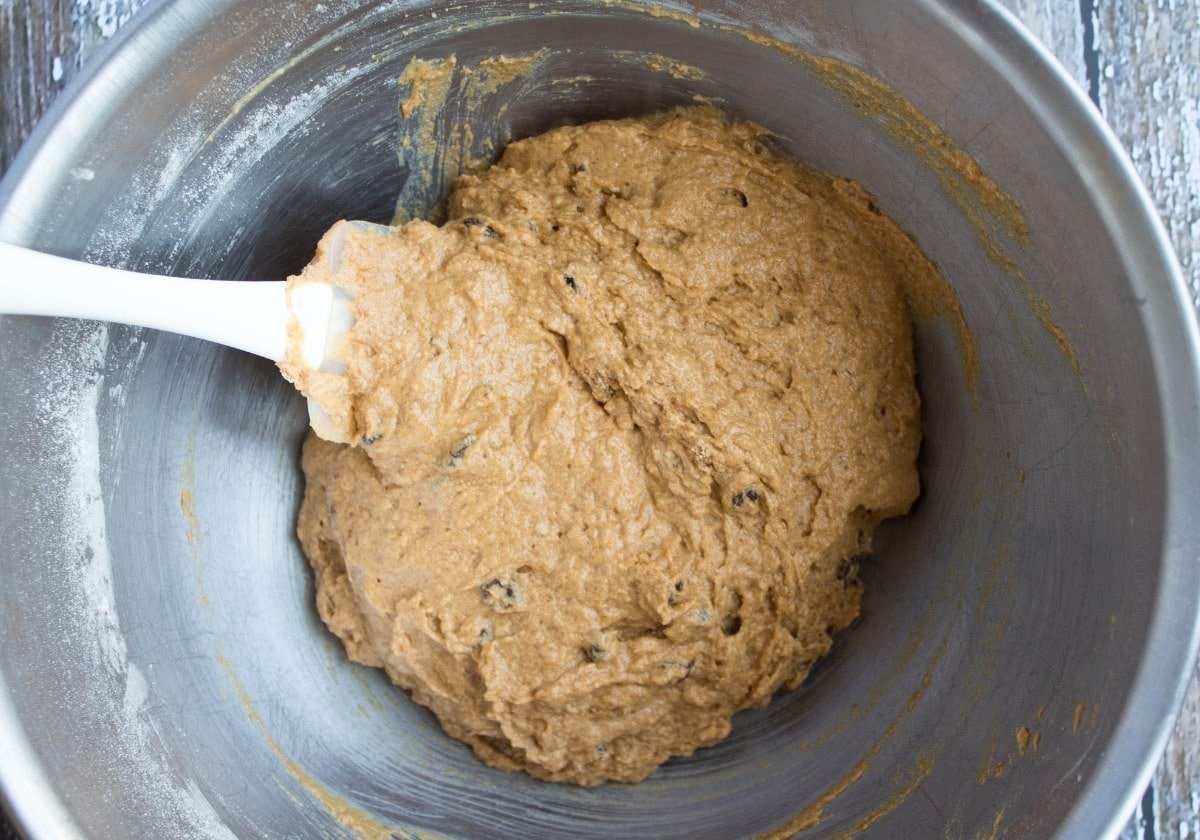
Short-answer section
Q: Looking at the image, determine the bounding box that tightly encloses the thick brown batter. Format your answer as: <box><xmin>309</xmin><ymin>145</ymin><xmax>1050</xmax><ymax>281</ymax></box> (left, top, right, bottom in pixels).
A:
<box><xmin>280</xmin><ymin>108</ymin><xmax>927</xmax><ymax>786</ymax></box>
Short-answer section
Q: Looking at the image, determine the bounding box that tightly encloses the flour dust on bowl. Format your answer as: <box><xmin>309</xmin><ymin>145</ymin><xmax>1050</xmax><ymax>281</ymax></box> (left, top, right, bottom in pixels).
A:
<box><xmin>0</xmin><ymin>1</ymin><xmax>1197</xmax><ymax>838</ymax></box>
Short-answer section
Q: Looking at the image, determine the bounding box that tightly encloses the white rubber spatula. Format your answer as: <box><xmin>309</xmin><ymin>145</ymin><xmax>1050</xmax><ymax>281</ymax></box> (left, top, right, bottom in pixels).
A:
<box><xmin>0</xmin><ymin>222</ymin><xmax>380</xmax><ymax>439</ymax></box>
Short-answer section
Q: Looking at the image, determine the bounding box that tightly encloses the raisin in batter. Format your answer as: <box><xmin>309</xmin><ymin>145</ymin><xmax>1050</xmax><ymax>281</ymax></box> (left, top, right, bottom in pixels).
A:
<box><xmin>280</xmin><ymin>108</ymin><xmax>926</xmax><ymax>786</ymax></box>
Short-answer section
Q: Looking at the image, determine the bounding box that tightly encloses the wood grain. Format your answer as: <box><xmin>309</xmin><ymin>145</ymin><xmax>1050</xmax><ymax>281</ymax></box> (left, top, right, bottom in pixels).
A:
<box><xmin>0</xmin><ymin>2</ymin><xmax>1196</xmax><ymax>839</ymax></box>
<box><xmin>0</xmin><ymin>0</ymin><xmax>142</xmax><ymax>170</ymax></box>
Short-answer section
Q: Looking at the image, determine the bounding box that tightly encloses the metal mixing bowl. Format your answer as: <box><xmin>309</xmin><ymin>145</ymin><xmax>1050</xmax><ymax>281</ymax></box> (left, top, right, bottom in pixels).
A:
<box><xmin>2</xmin><ymin>0</ymin><xmax>1199</xmax><ymax>837</ymax></box>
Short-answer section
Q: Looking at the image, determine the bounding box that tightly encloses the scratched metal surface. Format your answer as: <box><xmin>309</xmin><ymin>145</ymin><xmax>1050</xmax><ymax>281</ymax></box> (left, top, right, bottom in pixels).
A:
<box><xmin>1</xmin><ymin>0</ymin><xmax>1196</xmax><ymax>838</ymax></box>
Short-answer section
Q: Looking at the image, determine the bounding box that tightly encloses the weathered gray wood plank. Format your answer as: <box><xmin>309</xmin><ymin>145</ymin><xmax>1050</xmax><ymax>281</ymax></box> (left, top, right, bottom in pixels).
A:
<box><xmin>0</xmin><ymin>0</ymin><xmax>143</xmax><ymax>170</ymax></box>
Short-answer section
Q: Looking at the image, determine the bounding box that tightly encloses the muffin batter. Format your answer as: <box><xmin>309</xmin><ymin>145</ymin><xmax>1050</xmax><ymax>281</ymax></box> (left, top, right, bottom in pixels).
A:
<box><xmin>280</xmin><ymin>109</ymin><xmax>926</xmax><ymax>785</ymax></box>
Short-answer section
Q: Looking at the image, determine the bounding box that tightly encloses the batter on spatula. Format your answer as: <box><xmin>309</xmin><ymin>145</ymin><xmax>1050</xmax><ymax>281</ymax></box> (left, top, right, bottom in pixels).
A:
<box><xmin>279</xmin><ymin>108</ymin><xmax>928</xmax><ymax>785</ymax></box>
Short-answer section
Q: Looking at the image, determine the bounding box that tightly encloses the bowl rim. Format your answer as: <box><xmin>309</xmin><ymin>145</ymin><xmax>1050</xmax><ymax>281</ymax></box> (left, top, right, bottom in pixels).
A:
<box><xmin>936</xmin><ymin>2</ymin><xmax>1200</xmax><ymax>837</ymax></box>
<box><xmin>1</xmin><ymin>1</ymin><xmax>1198</xmax><ymax>838</ymax></box>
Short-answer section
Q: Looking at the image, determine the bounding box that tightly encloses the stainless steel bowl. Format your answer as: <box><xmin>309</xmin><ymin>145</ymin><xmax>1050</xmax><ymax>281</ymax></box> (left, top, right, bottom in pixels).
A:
<box><xmin>2</xmin><ymin>1</ymin><xmax>1198</xmax><ymax>837</ymax></box>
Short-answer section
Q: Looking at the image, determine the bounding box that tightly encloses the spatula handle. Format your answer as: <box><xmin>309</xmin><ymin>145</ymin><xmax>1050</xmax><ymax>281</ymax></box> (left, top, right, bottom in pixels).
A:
<box><xmin>0</xmin><ymin>242</ymin><xmax>290</xmax><ymax>361</ymax></box>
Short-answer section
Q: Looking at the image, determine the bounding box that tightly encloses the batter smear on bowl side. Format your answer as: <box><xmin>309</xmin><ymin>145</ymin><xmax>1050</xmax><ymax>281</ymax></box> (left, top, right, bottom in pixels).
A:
<box><xmin>280</xmin><ymin>108</ymin><xmax>931</xmax><ymax>785</ymax></box>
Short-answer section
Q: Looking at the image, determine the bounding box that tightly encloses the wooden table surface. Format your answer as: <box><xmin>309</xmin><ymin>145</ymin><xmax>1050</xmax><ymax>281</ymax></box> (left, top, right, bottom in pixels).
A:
<box><xmin>1</xmin><ymin>1</ymin><xmax>1197</xmax><ymax>837</ymax></box>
